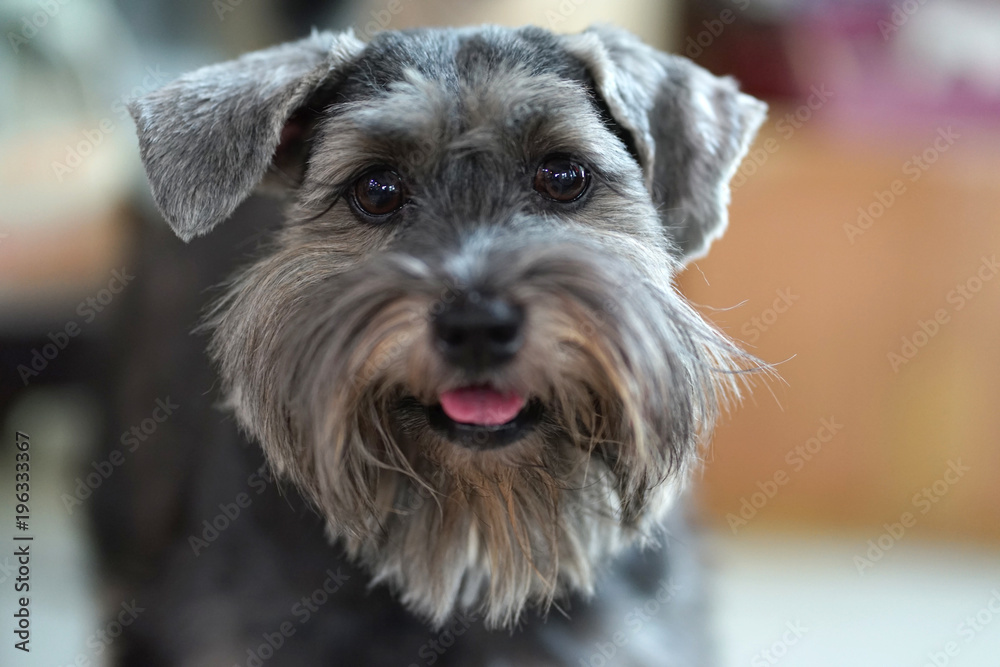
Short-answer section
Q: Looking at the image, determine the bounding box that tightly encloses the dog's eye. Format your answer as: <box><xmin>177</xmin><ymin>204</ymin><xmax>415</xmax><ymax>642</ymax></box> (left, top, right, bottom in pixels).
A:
<box><xmin>353</xmin><ymin>168</ymin><xmax>406</xmax><ymax>216</ymax></box>
<box><xmin>533</xmin><ymin>157</ymin><xmax>589</xmax><ymax>202</ymax></box>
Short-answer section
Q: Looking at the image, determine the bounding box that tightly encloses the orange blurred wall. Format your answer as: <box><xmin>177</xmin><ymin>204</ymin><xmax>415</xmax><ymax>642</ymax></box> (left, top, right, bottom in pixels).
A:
<box><xmin>681</xmin><ymin>107</ymin><xmax>1000</xmax><ymax>543</ymax></box>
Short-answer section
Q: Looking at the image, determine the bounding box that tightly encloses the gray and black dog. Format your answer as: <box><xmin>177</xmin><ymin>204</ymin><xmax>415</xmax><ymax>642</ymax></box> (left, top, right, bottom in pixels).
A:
<box><xmin>104</xmin><ymin>23</ymin><xmax>765</xmax><ymax>666</ymax></box>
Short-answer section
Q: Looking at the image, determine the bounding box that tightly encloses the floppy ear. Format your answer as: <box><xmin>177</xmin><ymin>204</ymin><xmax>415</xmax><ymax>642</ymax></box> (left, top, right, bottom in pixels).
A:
<box><xmin>564</xmin><ymin>25</ymin><xmax>767</xmax><ymax>262</ymax></box>
<box><xmin>129</xmin><ymin>30</ymin><xmax>365</xmax><ymax>242</ymax></box>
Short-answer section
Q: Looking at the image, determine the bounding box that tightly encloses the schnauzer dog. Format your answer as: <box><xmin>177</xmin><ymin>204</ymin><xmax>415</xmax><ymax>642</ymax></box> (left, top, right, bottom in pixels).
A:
<box><xmin>107</xmin><ymin>23</ymin><xmax>765</xmax><ymax>666</ymax></box>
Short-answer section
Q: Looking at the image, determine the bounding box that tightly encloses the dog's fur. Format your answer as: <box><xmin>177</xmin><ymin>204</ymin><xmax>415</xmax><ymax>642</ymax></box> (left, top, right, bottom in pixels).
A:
<box><xmin>107</xmin><ymin>24</ymin><xmax>764</xmax><ymax>665</ymax></box>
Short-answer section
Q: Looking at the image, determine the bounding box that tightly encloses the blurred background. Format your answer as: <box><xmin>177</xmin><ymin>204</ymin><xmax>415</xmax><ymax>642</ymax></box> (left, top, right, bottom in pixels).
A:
<box><xmin>1</xmin><ymin>0</ymin><xmax>999</xmax><ymax>665</ymax></box>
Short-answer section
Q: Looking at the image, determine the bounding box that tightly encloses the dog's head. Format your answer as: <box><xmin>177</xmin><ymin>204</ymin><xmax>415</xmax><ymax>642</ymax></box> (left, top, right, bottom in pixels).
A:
<box><xmin>130</xmin><ymin>25</ymin><xmax>765</xmax><ymax>627</ymax></box>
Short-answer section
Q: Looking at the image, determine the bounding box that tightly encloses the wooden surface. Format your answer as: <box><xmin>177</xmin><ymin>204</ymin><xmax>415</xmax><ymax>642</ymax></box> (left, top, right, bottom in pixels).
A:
<box><xmin>682</xmin><ymin>109</ymin><xmax>1000</xmax><ymax>542</ymax></box>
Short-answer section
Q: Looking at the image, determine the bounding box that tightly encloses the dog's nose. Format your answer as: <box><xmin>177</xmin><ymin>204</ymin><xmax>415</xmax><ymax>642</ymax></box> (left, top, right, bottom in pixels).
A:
<box><xmin>433</xmin><ymin>293</ymin><xmax>524</xmax><ymax>371</ymax></box>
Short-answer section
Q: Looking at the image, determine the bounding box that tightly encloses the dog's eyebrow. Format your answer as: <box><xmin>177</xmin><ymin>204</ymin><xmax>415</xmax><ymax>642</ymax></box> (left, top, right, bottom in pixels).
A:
<box><xmin>357</xmin><ymin>75</ymin><xmax>626</xmax><ymax>148</ymax></box>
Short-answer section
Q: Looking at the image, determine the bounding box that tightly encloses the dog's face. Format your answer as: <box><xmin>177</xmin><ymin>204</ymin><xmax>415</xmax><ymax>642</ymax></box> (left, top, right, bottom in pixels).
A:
<box><xmin>131</xmin><ymin>25</ymin><xmax>765</xmax><ymax>627</ymax></box>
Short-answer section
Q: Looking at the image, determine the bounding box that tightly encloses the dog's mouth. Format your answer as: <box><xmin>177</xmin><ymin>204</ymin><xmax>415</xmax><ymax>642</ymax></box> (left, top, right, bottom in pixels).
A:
<box><xmin>424</xmin><ymin>385</ymin><xmax>543</xmax><ymax>450</ymax></box>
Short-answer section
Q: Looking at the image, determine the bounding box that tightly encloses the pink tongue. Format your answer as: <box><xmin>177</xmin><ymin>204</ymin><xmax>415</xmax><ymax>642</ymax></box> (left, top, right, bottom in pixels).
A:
<box><xmin>439</xmin><ymin>386</ymin><xmax>526</xmax><ymax>426</ymax></box>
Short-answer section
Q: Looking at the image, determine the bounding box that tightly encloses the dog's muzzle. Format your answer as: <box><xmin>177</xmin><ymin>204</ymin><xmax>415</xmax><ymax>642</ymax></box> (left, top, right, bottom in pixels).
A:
<box><xmin>425</xmin><ymin>290</ymin><xmax>540</xmax><ymax>450</ymax></box>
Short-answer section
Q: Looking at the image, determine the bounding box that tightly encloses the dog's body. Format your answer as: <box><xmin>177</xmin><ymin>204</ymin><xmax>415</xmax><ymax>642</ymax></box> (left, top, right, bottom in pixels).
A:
<box><xmin>98</xmin><ymin>24</ymin><xmax>765</xmax><ymax>666</ymax></box>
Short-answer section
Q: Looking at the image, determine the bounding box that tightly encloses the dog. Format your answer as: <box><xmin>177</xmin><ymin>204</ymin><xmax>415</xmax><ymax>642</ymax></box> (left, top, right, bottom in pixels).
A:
<box><xmin>104</xmin><ymin>23</ymin><xmax>765</xmax><ymax>666</ymax></box>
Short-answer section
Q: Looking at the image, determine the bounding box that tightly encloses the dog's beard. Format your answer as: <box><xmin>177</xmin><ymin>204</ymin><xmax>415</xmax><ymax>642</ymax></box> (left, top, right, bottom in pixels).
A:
<box><xmin>208</xmin><ymin>232</ymin><xmax>754</xmax><ymax>628</ymax></box>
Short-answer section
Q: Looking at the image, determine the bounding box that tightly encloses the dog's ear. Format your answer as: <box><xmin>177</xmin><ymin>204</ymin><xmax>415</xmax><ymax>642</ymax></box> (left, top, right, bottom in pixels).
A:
<box><xmin>129</xmin><ymin>30</ymin><xmax>364</xmax><ymax>242</ymax></box>
<box><xmin>564</xmin><ymin>25</ymin><xmax>767</xmax><ymax>262</ymax></box>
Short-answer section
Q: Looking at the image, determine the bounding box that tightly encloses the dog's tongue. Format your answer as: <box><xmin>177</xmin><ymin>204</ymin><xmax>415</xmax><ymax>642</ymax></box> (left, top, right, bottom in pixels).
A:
<box><xmin>439</xmin><ymin>386</ymin><xmax>526</xmax><ymax>426</ymax></box>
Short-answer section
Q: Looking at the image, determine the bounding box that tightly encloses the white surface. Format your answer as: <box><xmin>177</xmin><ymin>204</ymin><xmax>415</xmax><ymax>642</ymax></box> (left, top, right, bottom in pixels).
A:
<box><xmin>708</xmin><ymin>531</ymin><xmax>1000</xmax><ymax>667</ymax></box>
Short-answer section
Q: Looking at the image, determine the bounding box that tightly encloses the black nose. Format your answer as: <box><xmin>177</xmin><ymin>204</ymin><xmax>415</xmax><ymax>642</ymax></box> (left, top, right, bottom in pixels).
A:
<box><xmin>433</xmin><ymin>293</ymin><xmax>524</xmax><ymax>371</ymax></box>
